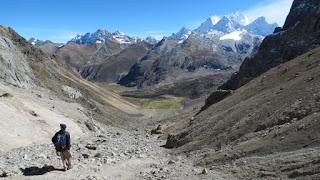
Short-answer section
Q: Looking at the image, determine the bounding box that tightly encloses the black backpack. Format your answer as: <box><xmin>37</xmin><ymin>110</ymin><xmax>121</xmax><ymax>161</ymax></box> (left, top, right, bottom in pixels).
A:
<box><xmin>55</xmin><ymin>133</ymin><xmax>67</xmax><ymax>152</ymax></box>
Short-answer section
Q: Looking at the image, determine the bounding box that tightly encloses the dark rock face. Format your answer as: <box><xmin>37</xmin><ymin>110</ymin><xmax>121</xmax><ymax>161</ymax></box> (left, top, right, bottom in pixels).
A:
<box><xmin>221</xmin><ymin>0</ymin><xmax>320</xmax><ymax>90</ymax></box>
<box><xmin>118</xmin><ymin>38</ymin><xmax>179</xmax><ymax>87</ymax></box>
<box><xmin>80</xmin><ymin>42</ymin><xmax>151</xmax><ymax>83</ymax></box>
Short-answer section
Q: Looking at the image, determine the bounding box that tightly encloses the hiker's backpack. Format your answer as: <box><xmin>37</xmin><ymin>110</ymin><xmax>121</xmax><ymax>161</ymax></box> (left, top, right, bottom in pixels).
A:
<box><xmin>55</xmin><ymin>133</ymin><xmax>67</xmax><ymax>152</ymax></box>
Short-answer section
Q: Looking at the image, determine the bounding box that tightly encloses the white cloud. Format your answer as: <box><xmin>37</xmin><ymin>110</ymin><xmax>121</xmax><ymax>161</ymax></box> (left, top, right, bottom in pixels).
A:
<box><xmin>243</xmin><ymin>0</ymin><xmax>294</xmax><ymax>26</ymax></box>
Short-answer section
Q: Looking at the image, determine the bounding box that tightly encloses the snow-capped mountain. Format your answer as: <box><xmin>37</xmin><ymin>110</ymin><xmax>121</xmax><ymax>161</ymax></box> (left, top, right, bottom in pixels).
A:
<box><xmin>69</xmin><ymin>29</ymin><xmax>111</xmax><ymax>44</ymax></box>
<box><xmin>228</xmin><ymin>12</ymin><xmax>249</xmax><ymax>26</ymax></box>
<box><xmin>68</xmin><ymin>29</ymin><xmax>138</xmax><ymax>45</ymax></box>
<box><xmin>213</xmin><ymin>15</ymin><xmax>246</xmax><ymax>33</ymax></box>
<box><xmin>111</xmin><ymin>31</ymin><xmax>138</xmax><ymax>44</ymax></box>
<box><xmin>29</xmin><ymin>38</ymin><xmax>46</xmax><ymax>46</ymax></box>
<box><xmin>218</xmin><ymin>30</ymin><xmax>263</xmax><ymax>59</ymax></box>
<box><xmin>245</xmin><ymin>17</ymin><xmax>278</xmax><ymax>36</ymax></box>
<box><xmin>194</xmin><ymin>15</ymin><xmax>220</xmax><ymax>34</ymax></box>
<box><xmin>28</xmin><ymin>38</ymin><xmax>64</xmax><ymax>54</ymax></box>
<box><xmin>144</xmin><ymin>36</ymin><xmax>158</xmax><ymax>44</ymax></box>
<box><xmin>172</xmin><ymin>27</ymin><xmax>192</xmax><ymax>42</ymax></box>
<box><xmin>193</xmin><ymin>12</ymin><xmax>277</xmax><ymax>37</ymax></box>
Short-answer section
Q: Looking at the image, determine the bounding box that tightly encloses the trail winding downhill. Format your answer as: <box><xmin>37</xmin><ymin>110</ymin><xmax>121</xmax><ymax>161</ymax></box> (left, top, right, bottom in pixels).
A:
<box><xmin>0</xmin><ymin>124</ymin><xmax>232</xmax><ymax>180</ymax></box>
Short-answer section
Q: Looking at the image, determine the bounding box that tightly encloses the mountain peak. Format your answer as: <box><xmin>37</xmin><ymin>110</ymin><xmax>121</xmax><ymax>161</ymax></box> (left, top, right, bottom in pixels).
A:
<box><xmin>112</xmin><ymin>30</ymin><xmax>125</xmax><ymax>36</ymax></box>
<box><xmin>209</xmin><ymin>15</ymin><xmax>220</xmax><ymax>25</ymax></box>
<box><xmin>194</xmin><ymin>12</ymin><xmax>277</xmax><ymax>36</ymax></box>
<box><xmin>227</xmin><ymin>12</ymin><xmax>249</xmax><ymax>25</ymax></box>
<box><xmin>255</xmin><ymin>16</ymin><xmax>267</xmax><ymax>22</ymax></box>
<box><xmin>195</xmin><ymin>16</ymin><xmax>220</xmax><ymax>34</ymax></box>
<box><xmin>68</xmin><ymin>28</ymin><xmax>139</xmax><ymax>45</ymax></box>
<box><xmin>172</xmin><ymin>27</ymin><xmax>192</xmax><ymax>42</ymax></box>
<box><xmin>245</xmin><ymin>16</ymin><xmax>278</xmax><ymax>36</ymax></box>
<box><xmin>144</xmin><ymin>36</ymin><xmax>158</xmax><ymax>44</ymax></box>
<box><xmin>93</xmin><ymin>28</ymin><xmax>110</xmax><ymax>37</ymax></box>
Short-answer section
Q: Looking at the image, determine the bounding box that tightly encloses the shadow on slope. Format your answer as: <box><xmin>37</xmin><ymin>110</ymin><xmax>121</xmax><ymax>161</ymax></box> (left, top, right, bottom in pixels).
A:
<box><xmin>20</xmin><ymin>165</ymin><xmax>64</xmax><ymax>176</ymax></box>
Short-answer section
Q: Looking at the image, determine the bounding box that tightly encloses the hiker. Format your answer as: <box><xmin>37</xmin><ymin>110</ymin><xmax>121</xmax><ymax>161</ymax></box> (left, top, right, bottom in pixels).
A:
<box><xmin>51</xmin><ymin>123</ymin><xmax>72</xmax><ymax>171</ymax></box>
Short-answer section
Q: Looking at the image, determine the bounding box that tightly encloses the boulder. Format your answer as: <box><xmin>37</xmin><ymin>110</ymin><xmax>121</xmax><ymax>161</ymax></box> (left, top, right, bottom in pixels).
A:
<box><xmin>151</xmin><ymin>125</ymin><xmax>163</xmax><ymax>135</ymax></box>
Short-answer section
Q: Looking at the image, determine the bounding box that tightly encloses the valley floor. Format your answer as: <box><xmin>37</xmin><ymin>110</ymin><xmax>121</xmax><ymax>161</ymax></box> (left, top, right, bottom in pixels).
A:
<box><xmin>0</xmin><ymin>125</ymin><xmax>233</xmax><ymax>180</ymax></box>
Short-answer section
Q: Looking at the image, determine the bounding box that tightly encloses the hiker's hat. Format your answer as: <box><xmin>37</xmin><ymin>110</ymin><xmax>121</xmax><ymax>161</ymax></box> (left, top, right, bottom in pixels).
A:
<box><xmin>60</xmin><ymin>123</ymin><xmax>67</xmax><ymax>129</ymax></box>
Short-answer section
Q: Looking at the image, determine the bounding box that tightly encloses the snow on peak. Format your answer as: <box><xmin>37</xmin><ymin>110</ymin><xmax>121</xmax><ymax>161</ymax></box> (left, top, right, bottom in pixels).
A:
<box><xmin>68</xmin><ymin>29</ymin><xmax>112</xmax><ymax>45</ymax></box>
<box><xmin>112</xmin><ymin>31</ymin><xmax>125</xmax><ymax>36</ymax></box>
<box><xmin>228</xmin><ymin>12</ymin><xmax>249</xmax><ymax>26</ymax></box>
<box><xmin>172</xmin><ymin>27</ymin><xmax>192</xmax><ymax>42</ymax></box>
<box><xmin>195</xmin><ymin>12</ymin><xmax>249</xmax><ymax>34</ymax></box>
<box><xmin>144</xmin><ymin>36</ymin><xmax>158</xmax><ymax>44</ymax></box>
<box><xmin>112</xmin><ymin>31</ymin><xmax>137</xmax><ymax>44</ymax></box>
<box><xmin>209</xmin><ymin>15</ymin><xmax>221</xmax><ymax>25</ymax></box>
<box><xmin>245</xmin><ymin>16</ymin><xmax>278</xmax><ymax>36</ymax></box>
<box><xmin>219</xmin><ymin>30</ymin><xmax>244</xmax><ymax>41</ymax></box>
<box><xmin>213</xmin><ymin>12</ymin><xmax>249</xmax><ymax>33</ymax></box>
<box><xmin>194</xmin><ymin>12</ymin><xmax>277</xmax><ymax>37</ymax></box>
<box><xmin>68</xmin><ymin>29</ymin><xmax>138</xmax><ymax>45</ymax></box>
<box><xmin>195</xmin><ymin>16</ymin><xmax>221</xmax><ymax>34</ymax></box>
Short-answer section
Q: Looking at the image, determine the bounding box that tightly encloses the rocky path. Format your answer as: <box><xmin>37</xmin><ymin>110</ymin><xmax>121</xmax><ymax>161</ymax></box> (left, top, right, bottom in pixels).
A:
<box><xmin>0</xmin><ymin>125</ymin><xmax>232</xmax><ymax>180</ymax></box>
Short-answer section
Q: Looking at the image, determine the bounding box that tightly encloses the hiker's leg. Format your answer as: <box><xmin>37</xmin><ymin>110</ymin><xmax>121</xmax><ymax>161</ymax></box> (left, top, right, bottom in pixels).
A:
<box><xmin>66</xmin><ymin>150</ymin><xmax>72</xmax><ymax>169</ymax></box>
<box><xmin>67</xmin><ymin>156</ymin><xmax>72</xmax><ymax>169</ymax></box>
<box><xmin>61</xmin><ymin>152</ymin><xmax>67</xmax><ymax>171</ymax></box>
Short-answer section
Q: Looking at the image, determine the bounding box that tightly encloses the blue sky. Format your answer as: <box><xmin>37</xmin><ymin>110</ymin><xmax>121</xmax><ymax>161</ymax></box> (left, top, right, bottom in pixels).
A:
<box><xmin>0</xmin><ymin>0</ymin><xmax>293</xmax><ymax>42</ymax></box>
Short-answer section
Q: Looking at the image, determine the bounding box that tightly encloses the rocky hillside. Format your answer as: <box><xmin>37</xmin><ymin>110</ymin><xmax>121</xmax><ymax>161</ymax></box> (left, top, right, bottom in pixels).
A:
<box><xmin>165</xmin><ymin>47</ymin><xmax>320</xmax><ymax>179</ymax></box>
<box><xmin>119</xmin><ymin>32</ymin><xmax>262</xmax><ymax>88</ymax></box>
<box><xmin>56</xmin><ymin>39</ymin><xmax>131</xmax><ymax>71</ymax></box>
<box><xmin>221</xmin><ymin>0</ymin><xmax>320</xmax><ymax>90</ymax></box>
<box><xmin>29</xmin><ymin>38</ymin><xmax>63</xmax><ymax>54</ymax></box>
<box><xmin>0</xmin><ymin>25</ymin><xmax>145</xmax><ymax>128</ymax></box>
<box><xmin>0</xmin><ymin>27</ymin><xmax>35</xmax><ymax>88</ymax></box>
<box><xmin>80</xmin><ymin>41</ymin><xmax>152</xmax><ymax>83</ymax></box>
<box><xmin>162</xmin><ymin>1</ymin><xmax>320</xmax><ymax>179</ymax></box>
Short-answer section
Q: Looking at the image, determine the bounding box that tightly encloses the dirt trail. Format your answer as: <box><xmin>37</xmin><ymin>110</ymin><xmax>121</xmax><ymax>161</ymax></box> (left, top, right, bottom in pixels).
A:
<box><xmin>0</xmin><ymin>123</ymin><xmax>233</xmax><ymax>180</ymax></box>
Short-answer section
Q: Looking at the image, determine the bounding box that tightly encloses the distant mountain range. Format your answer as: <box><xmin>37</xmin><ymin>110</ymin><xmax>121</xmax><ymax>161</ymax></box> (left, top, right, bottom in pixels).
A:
<box><xmin>38</xmin><ymin>12</ymin><xmax>276</xmax><ymax>47</ymax></box>
<box><xmin>29</xmin><ymin>12</ymin><xmax>279</xmax><ymax>95</ymax></box>
<box><xmin>118</xmin><ymin>12</ymin><xmax>275</xmax><ymax>88</ymax></box>
<box><xmin>69</xmin><ymin>29</ymin><xmax>139</xmax><ymax>45</ymax></box>
<box><xmin>194</xmin><ymin>12</ymin><xmax>277</xmax><ymax>36</ymax></box>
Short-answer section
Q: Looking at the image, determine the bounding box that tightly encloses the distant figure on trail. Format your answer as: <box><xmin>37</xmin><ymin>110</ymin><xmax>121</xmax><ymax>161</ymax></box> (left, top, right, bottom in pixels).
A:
<box><xmin>51</xmin><ymin>123</ymin><xmax>72</xmax><ymax>171</ymax></box>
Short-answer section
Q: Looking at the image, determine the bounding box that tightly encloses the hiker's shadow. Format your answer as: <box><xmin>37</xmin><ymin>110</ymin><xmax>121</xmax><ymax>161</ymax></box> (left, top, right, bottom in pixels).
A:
<box><xmin>20</xmin><ymin>165</ymin><xmax>64</xmax><ymax>176</ymax></box>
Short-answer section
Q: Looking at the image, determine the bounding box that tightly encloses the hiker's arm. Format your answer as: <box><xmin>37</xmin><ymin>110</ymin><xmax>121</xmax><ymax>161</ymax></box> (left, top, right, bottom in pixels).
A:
<box><xmin>51</xmin><ymin>133</ymin><xmax>57</xmax><ymax>144</ymax></box>
<box><xmin>66</xmin><ymin>132</ymin><xmax>71</xmax><ymax>150</ymax></box>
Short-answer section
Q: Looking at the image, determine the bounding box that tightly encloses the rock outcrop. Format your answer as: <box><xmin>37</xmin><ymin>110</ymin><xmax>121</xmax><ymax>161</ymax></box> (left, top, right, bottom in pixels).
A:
<box><xmin>0</xmin><ymin>26</ymin><xmax>35</xmax><ymax>88</ymax></box>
